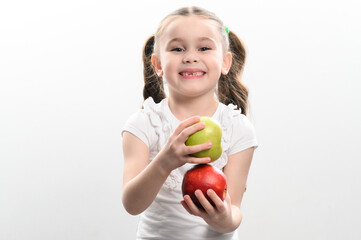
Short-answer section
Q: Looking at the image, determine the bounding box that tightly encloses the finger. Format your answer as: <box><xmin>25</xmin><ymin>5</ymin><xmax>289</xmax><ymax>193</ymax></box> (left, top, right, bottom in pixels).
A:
<box><xmin>183</xmin><ymin>194</ymin><xmax>203</xmax><ymax>216</ymax></box>
<box><xmin>185</xmin><ymin>141</ymin><xmax>212</xmax><ymax>155</ymax></box>
<box><xmin>207</xmin><ymin>189</ymin><xmax>226</xmax><ymax>212</ymax></box>
<box><xmin>195</xmin><ymin>189</ymin><xmax>216</xmax><ymax>215</ymax></box>
<box><xmin>186</xmin><ymin>156</ymin><xmax>211</xmax><ymax>164</ymax></box>
<box><xmin>180</xmin><ymin>200</ymin><xmax>193</xmax><ymax>215</ymax></box>
<box><xmin>178</xmin><ymin>121</ymin><xmax>206</xmax><ymax>143</ymax></box>
<box><xmin>225</xmin><ymin>191</ymin><xmax>232</xmax><ymax>203</ymax></box>
<box><xmin>224</xmin><ymin>191</ymin><xmax>232</xmax><ymax>208</ymax></box>
<box><xmin>172</xmin><ymin>116</ymin><xmax>201</xmax><ymax>137</ymax></box>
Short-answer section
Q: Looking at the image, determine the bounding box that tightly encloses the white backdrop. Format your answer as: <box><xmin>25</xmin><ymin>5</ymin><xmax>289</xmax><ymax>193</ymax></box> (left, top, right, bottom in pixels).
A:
<box><xmin>1</xmin><ymin>0</ymin><xmax>361</xmax><ymax>239</ymax></box>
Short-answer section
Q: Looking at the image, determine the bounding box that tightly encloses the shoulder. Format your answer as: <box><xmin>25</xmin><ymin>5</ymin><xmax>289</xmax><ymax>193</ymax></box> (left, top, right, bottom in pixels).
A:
<box><xmin>124</xmin><ymin>97</ymin><xmax>166</xmax><ymax>125</ymax></box>
<box><xmin>217</xmin><ymin>102</ymin><xmax>258</xmax><ymax>155</ymax></box>
<box><xmin>122</xmin><ymin>97</ymin><xmax>170</xmax><ymax>148</ymax></box>
<box><xmin>122</xmin><ymin>108</ymin><xmax>152</xmax><ymax>146</ymax></box>
<box><xmin>217</xmin><ymin>102</ymin><xmax>255</xmax><ymax>128</ymax></box>
<box><xmin>122</xmin><ymin>97</ymin><xmax>164</xmax><ymax>146</ymax></box>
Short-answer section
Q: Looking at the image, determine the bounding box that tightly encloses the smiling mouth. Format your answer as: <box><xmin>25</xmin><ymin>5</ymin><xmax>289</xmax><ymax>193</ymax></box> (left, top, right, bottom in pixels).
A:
<box><xmin>179</xmin><ymin>72</ymin><xmax>205</xmax><ymax>77</ymax></box>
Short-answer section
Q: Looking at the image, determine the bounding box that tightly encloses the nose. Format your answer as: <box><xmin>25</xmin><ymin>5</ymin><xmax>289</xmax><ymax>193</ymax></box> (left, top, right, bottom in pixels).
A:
<box><xmin>182</xmin><ymin>50</ymin><xmax>199</xmax><ymax>63</ymax></box>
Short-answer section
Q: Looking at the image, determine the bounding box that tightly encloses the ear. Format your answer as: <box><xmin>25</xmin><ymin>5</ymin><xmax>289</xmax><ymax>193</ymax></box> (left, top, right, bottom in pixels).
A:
<box><xmin>221</xmin><ymin>52</ymin><xmax>232</xmax><ymax>75</ymax></box>
<box><xmin>151</xmin><ymin>54</ymin><xmax>163</xmax><ymax>77</ymax></box>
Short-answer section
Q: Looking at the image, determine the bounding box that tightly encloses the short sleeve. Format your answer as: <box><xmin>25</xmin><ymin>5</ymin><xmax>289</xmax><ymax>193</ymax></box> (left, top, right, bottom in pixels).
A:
<box><xmin>228</xmin><ymin>114</ymin><xmax>258</xmax><ymax>156</ymax></box>
<box><xmin>121</xmin><ymin>110</ymin><xmax>152</xmax><ymax>147</ymax></box>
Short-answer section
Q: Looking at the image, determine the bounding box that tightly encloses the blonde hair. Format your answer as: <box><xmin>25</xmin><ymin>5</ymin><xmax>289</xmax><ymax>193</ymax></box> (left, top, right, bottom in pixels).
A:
<box><xmin>142</xmin><ymin>6</ymin><xmax>249</xmax><ymax>115</ymax></box>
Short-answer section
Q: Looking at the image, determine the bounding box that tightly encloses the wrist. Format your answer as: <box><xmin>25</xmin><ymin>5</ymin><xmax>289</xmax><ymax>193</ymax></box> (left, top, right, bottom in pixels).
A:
<box><xmin>152</xmin><ymin>153</ymin><xmax>173</xmax><ymax>177</ymax></box>
<box><xmin>226</xmin><ymin>205</ymin><xmax>242</xmax><ymax>233</ymax></box>
<box><xmin>210</xmin><ymin>205</ymin><xmax>242</xmax><ymax>234</ymax></box>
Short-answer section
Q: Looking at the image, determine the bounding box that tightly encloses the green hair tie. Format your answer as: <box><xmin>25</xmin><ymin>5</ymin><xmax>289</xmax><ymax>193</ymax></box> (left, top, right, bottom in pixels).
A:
<box><xmin>225</xmin><ymin>26</ymin><xmax>229</xmax><ymax>35</ymax></box>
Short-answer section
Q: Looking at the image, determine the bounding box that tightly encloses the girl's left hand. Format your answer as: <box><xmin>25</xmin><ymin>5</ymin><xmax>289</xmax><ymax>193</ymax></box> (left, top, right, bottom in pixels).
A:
<box><xmin>181</xmin><ymin>189</ymin><xmax>234</xmax><ymax>233</ymax></box>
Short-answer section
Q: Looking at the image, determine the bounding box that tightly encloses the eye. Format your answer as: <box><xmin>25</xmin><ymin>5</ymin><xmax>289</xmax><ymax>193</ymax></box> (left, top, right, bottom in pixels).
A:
<box><xmin>171</xmin><ymin>47</ymin><xmax>184</xmax><ymax>52</ymax></box>
<box><xmin>199</xmin><ymin>47</ymin><xmax>211</xmax><ymax>51</ymax></box>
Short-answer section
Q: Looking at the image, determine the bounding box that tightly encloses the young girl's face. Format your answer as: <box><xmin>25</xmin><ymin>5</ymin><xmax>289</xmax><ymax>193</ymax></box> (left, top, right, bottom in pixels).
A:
<box><xmin>152</xmin><ymin>16</ymin><xmax>232</xmax><ymax>99</ymax></box>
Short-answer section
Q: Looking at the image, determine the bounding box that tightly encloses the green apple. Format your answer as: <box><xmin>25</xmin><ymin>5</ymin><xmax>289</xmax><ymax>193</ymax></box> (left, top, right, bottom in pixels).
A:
<box><xmin>185</xmin><ymin>116</ymin><xmax>222</xmax><ymax>162</ymax></box>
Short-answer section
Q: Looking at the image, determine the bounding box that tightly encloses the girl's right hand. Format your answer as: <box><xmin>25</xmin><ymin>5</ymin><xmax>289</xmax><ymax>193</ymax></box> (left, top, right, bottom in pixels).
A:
<box><xmin>157</xmin><ymin>116</ymin><xmax>212</xmax><ymax>173</ymax></box>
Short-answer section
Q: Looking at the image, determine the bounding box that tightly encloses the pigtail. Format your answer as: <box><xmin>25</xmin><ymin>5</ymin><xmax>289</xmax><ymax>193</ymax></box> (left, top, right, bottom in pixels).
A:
<box><xmin>218</xmin><ymin>30</ymin><xmax>249</xmax><ymax>115</ymax></box>
<box><xmin>142</xmin><ymin>35</ymin><xmax>166</xmax><ymax>104</ymax></box>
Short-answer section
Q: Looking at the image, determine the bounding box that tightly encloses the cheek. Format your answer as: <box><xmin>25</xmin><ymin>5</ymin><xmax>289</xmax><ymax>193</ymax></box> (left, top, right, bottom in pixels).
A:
<box><xmin>163</xmin><ymin>63</ymin><xmax>176</xmax><ymax>77</ymax></box>
<box><xmin>207</xmin><ymin>53</ymin><xmax>224</xmax><ymax>66</ymax></box>
<box><xmin>162</xmin><ymin>56</ymin><xmax>179</xmax><ymax>73</ymax></box>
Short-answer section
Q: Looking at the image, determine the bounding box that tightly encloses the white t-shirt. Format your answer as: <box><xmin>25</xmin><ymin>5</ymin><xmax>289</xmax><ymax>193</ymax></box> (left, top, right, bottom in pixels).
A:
<box><xmin>122</xmin><ymin>97</ymin><xmax>258</xmax><ymax>240</ymax></box>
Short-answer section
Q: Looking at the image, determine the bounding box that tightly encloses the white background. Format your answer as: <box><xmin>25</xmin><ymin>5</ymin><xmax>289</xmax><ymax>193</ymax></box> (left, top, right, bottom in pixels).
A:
<box><xmin>1</xmin><ymin>0</ymin><xmax>361</xmax><ymax>239</ymax></box>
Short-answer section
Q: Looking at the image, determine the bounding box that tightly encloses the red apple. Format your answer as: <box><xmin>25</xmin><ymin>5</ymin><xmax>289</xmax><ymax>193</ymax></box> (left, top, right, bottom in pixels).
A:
<box><xmin>182</xmin><ymin>164</ymin><xmax>227</xmax><ymax>209</ymax></box>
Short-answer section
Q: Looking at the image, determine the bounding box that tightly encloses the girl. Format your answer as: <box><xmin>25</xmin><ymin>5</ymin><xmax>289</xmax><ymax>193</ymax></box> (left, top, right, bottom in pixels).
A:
<box><xmin>122</xmin><ymin>6</ymin><xmax>258</xmax><ymax>240</ymax></box>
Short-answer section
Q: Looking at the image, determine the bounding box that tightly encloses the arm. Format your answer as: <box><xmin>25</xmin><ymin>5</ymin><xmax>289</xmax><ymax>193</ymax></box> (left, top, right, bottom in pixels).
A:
<box><xmin>181</xmin><ymin>147</ymin><xmax>255</xmax><ymax>233</ymax></box>
<box><xmin>122</xmin><ymin>132</ymin><xmax>169</xmax><ymax>215</ymax></box>
<box><xmin>122</xmin><ymin>116</ymin><xmax>212</xmax><ymax>215</ymax></box>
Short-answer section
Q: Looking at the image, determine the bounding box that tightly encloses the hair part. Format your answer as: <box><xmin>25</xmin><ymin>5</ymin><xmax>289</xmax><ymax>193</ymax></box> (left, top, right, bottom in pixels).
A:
<box><xmin>154</xmin><ymin>7</ymin><xmax>229</xmax><ymax>55</ymax></box>
<box><xmin>142</xmin><ymin>6</ymin><xmax>249</xmax><ymax>115</ymax></box>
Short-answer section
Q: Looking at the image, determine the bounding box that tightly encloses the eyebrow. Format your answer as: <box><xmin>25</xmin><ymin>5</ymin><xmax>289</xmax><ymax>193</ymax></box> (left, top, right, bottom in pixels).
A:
<box><xmin>166</xmin><ymin>37</ymin><xmax>216</xmax><ymax>45</ymax></box>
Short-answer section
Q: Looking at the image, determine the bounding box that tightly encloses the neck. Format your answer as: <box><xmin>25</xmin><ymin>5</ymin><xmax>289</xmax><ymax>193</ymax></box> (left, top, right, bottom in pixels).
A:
<box><xmin>168</xmin><ymin>93</ymin><xmax>218</xmax><ymax>121</ymax></box>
